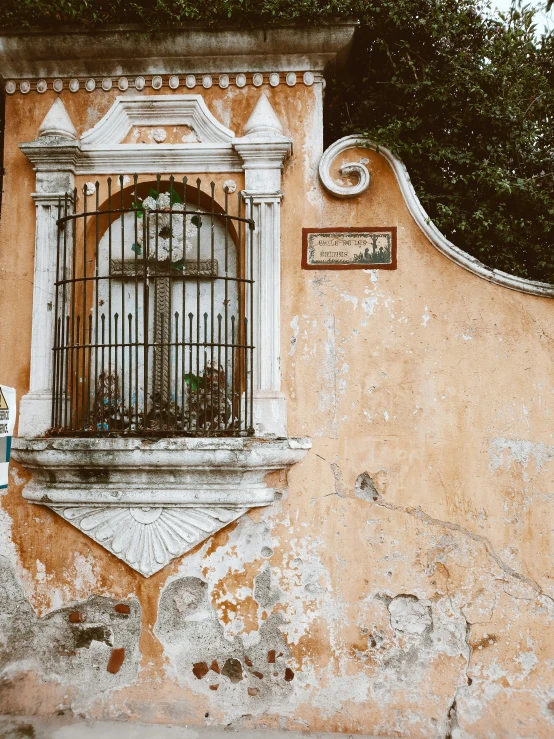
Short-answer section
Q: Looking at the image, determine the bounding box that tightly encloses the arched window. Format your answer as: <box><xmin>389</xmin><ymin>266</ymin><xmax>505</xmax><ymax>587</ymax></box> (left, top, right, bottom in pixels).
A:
<box><xmin>52</xmin><ymin>175</ymin><xmax>255</xmax><ymax>437</ymax></box>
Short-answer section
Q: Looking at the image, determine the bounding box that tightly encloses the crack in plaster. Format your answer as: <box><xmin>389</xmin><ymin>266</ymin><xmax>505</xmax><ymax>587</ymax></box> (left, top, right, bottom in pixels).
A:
<box><xmin>355</xmin><ymin>477</ymin><xmax>554</xmax><ymax>609</ymax></box>
<box><xmin>442</xmin><ymin>614</ymin><xmax>472</xmax><ymax>739</ymax></box>
<box><xmin>354</xmin><ymin>471</ymin><xmax>554</xmax><ymax>736</ymax></box>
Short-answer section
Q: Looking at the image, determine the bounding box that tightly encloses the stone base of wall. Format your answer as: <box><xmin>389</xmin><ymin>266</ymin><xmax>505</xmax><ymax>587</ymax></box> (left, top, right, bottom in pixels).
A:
<box><xmin>0</xmin><ymin>716</ymin><xmax>382</xmax><ymax>739</ymax></box>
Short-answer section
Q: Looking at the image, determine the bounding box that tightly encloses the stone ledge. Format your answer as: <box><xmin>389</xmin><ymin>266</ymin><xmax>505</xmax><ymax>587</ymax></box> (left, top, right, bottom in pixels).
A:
<box><xmin>12</xmin><ymin>435</ymin><xmax>312</xmax><ymax>506</ymax></box>
<box><xmin>11</xmin><ymin>436</ymin><xmax>311</xmax><ymax>576</ymax></box>
<box><xmin>0</xmin><ymin>23</ymin><xmax>358</xmax><ymax>78</ymax></box>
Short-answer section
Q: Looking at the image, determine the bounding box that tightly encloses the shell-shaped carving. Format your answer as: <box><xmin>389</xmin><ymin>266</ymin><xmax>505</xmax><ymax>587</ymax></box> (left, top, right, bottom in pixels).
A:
<box><xmin>318</xmin><ymin>136</ymin><xmax>371</xmax><ymax>199</ymax></box>
<box><xmin>51</xmin><ymin>505</ymin><xmax>246</xmax><ymax>576</ymax></box>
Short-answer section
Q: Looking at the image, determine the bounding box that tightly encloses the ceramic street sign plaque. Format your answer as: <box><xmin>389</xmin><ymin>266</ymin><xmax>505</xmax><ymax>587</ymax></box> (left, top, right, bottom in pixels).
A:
<box><xmin>302</xmin><ymin>227</ymin><xmax>397</xmax><ymax>270</ymax></box>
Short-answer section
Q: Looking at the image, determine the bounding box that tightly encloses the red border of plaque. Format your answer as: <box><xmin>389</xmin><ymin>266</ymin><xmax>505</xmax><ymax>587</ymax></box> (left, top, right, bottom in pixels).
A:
<box><xmin>302</xmin><ymin>227</ymin><xmax>397</xmax><ymax>271</ymax></box>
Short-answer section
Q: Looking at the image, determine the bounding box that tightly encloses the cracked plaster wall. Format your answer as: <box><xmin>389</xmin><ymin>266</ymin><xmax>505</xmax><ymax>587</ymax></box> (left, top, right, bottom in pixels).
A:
<box><xmin>1</xmin><ymin>75</ymin><xmax>554</xmax><ymax>738</ymax></box>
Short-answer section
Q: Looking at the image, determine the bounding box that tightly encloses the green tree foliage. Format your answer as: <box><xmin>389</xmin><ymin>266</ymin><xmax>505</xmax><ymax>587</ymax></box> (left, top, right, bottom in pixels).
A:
<box><xmin>327</xmin><ymin>1</ymin><xmax>554</xmax><ymax>282</ymax></box>
<box><xmin>0</xmin><ymin>0</ymin><xmax>360</xmax><ymax>28</ymax></box>
<box><xmin>1</xmin><ymin>0</ymin><xmax>552</xmax><ymax>282</ymax></box>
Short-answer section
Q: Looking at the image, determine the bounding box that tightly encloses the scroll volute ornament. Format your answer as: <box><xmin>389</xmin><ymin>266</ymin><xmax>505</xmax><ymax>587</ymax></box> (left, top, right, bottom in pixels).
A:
<box><xmin>318</xmin><ymin>135</ymin><xmax>371</xmax><ymax>198</ymax></box>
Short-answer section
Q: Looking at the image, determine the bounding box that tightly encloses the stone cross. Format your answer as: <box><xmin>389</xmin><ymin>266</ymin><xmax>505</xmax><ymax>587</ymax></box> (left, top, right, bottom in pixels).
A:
<box><xmin>110</xmin><ymin>257</ymin><xmax>218</xmax><ymax>406</ymax></box>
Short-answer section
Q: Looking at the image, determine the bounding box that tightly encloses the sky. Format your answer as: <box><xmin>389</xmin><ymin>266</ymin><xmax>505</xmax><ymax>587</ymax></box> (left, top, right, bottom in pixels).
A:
<box><xmin>492</xmin><ymin>0</ymin><xmax>553</xmax><ymax>33</ymax></box>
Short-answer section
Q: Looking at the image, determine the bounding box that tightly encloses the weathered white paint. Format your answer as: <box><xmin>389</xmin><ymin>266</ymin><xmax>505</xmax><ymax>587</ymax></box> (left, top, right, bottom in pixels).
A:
<box><xmin>37</xmin><ymin>98</ymin><xmax>77</xmax><ymax>139</ymax></box>
<box><xmin>82</xmin><ymin>95</ymin><xmax>235</xmax><ymax>146</ymax></box>
<box><xmin>16</xmin><ymin>89</ymin><xmax>307</xmax><ymax>574</ymax></box>
<box><xmin>22</xmin><ymin>95</ymin><xmax>243</xmax><ymax>174</ymax></box>
<box><xmin>19</xmin><ymin>93</ymin><xmax>295</xmax><ymax>439</ymax></box>
<box><xmin>0</xmin><ymin>716</ymin><xmax>381</xmax><ymax>739</ymax></box>
<box><xmin>18</xmin><ymin>102</ymin><xmax>76</xmax><ymax>436</ymax></box>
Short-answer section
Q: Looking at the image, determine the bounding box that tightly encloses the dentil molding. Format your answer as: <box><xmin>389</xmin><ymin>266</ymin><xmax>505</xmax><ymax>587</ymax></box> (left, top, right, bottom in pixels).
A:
<box><xmin>319</xmin><ymin>136</ymin><xmax>554</xmax><ymax>299</ymax></box>
<box><xmin>5</xmin><ymin>72</ymin><xmax>320</xmax><ymax>95</ymax></box>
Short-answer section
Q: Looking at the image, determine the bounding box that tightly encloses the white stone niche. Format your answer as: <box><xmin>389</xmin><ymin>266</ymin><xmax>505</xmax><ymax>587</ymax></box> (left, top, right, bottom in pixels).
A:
<box><xmin>13</xmin><ymin>93</ymin><xmax>310</xmax><ymax>576</ymax></box>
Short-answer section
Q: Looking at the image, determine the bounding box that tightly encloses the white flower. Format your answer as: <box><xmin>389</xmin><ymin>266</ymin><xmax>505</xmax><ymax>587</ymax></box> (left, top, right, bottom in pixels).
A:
<box><xmin>155</xmin><ymin>192</ymin><xmax>171</xmax><ymax>209</ymax></box>
<box><xmin>135</xmin><ymin>194</ymin><xmax>201</xmax><ymax>262</ymax></box>
<box><xmin>151</xmin><ymin>127</ymin><xmax>167</xmax><ymax>143</ymax></box>
<box><xmin>141</xmin><ymin>196</ymin><xmax>157</xmax><ymax>211</ymax></box>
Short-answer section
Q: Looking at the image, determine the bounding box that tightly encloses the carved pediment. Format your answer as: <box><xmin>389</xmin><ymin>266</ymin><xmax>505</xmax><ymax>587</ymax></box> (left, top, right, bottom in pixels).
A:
<box><xmin>80</xmin><ymin>95</ymin><xmax>235</xmax><ymax>147</ymax></box>
<box><xmin>21</xmin><ymin>94</ymin><xmax>244</xmax><ymax>173</ymax></box>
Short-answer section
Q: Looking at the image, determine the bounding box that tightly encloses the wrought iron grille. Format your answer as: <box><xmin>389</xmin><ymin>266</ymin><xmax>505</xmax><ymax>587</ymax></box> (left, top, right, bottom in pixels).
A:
<box><xmin>51</xmin><ymin>175</ymin><xmax>255</xmax><ymax>437</ymax></box>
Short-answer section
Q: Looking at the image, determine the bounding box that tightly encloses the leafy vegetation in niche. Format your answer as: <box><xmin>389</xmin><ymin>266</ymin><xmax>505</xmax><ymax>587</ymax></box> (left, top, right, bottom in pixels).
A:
<box><xmin>1</xmin><ymin>0</ymin><xmax>552</xmax><ymax>282</ymax></box>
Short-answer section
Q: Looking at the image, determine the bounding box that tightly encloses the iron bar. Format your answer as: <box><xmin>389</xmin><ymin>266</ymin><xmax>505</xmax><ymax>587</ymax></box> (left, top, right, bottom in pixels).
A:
<box><xmin>50</xmin><ymin>173</ymin><xmax>255</xmax><ymax>438</ymax></box>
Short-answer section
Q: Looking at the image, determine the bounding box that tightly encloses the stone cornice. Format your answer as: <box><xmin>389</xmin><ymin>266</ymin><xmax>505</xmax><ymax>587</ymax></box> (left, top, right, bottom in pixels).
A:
<box><xmin>0</xmin><ymin>23</ymin><xmax>357</xmax><ymax>79</ymax></box>
<box><xmin>20</xmin><ymin>138</ymin><xmax>81</xmax><ymax>173</ymax></box>
<box><xmin>233</xmin><ymin>138</ymin><xmax>293</xmax><ymax>168</ymax></box>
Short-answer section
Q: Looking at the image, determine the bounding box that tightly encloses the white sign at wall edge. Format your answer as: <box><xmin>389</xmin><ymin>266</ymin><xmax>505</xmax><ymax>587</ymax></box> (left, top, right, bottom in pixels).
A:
<box><xmin>0</xmin><ymin>385</ymin><xmax>16</xmax><ymax>490</ymax></box>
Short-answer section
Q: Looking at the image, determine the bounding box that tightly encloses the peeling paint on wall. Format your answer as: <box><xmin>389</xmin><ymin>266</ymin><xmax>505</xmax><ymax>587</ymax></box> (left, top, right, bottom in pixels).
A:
<box><xmin>0</xmin><ymin>555</ymin><xmax>141</xmax><ymax>714</ymax></box>
<box><xmin>2</xmin><ymin>75</ymin><xmax>554</xmax><ymax>738</ymax></box>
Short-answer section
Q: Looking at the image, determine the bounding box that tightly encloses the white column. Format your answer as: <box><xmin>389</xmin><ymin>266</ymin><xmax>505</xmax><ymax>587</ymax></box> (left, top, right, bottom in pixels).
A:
<box><xmin>18</xmin><ymin>184</ymin><xmax>74</xmax><ymax>437</ymax></box>
<box><xmin>234</xmin><ymin>93</ymin><xmax>292</xmax><ymax>437</ymax></box>
<box><xmin>18</xmin><ymin>100</ymin><xmax>78</xmax><ymax>436</ymax></box>
<box><xmin>246</xmin><ymin>194</ymin><xmax>285</xmax><ymax>436</ymax></box>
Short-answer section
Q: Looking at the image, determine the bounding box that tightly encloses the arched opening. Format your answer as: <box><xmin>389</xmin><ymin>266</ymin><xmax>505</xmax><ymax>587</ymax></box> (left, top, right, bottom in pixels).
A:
<box><xmin>52</xmin><ymin>175</ymin><xmax>254</xmax><ymax>437</ymax></box>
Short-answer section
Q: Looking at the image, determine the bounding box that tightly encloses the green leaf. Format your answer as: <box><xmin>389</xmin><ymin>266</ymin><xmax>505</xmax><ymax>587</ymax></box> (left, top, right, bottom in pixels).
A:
<box><xmin>171</xmin><ymin>259</ymin><xmax>184</xmax><ymax>273</ymax></box>
<box><xmin>184</xmin><ymin>373</ymin><xmax>204</xmax><ymax>391</ymax></box>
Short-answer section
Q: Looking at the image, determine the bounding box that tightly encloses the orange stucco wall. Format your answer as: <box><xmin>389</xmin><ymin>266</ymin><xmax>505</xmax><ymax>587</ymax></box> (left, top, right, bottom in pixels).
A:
<box><xmin>1</xmin><ymin>79</ymin><xmax>554</xmax><ymax>738</ymax></box>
